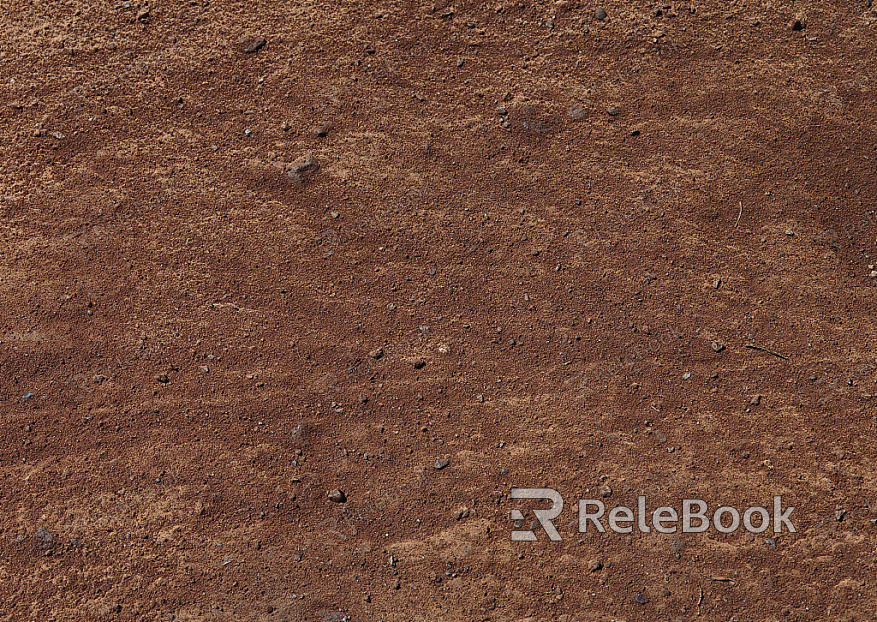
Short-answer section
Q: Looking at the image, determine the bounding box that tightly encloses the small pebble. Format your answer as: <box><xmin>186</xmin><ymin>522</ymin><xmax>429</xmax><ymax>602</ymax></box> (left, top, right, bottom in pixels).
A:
<box><xmin>242</xmin><ymin>36</ymin><xmax>267</xmax><ymax>54</ymax></box>
<box><xmin>311</xmin><ymin>122</ymin><xmax>332</xmax><ymax>138</ymax></box>
<box><xmin>600</xmin><ymin>485</ymin><xmax>612</xmax><ymax>498</ymax></box>
<box><xmin>635</xmin><ymin>592</ymin><xmax>649</xmax><ymax>605</ymax></box>
<box><xmin>286</xmin><ymin>155</ymin><xmax>320</xmax><ymax>185</ymax></box>
<box><xmin>606</xmin><ymin>105</ymin><xmax>620</xmax><ymax>116</ymax></box>
<box><xmin>369</xmin><ymin>347</ymin><xmax>384</xmax><ymax>360</ymax></box>
<box><xmin>435</xmin><ymin>458</ymin><xmax>450</xmax><ymax>470</ymax></box>
<box><xmin>567</xmin><ymin>106</ymin><xmax>588</xmax><ymax>121</ymax></box>
<box><xmin>35</xmin><ymin>526</ymin><xmax>54</xmax><ymax>548</ymax></box>
<box><xmin>595</xmin><ymin>7</ymin><xmax>607</xmax><ymax>20</ymax></box>
<box><xmin>711</xmin><ymin>342</ymin><xmax>725</xmax><ymax>353</ymax></box>
<box><xmin>750</xmin><ymin>394</ymin><xmax>761</xmax><ymax>406</ymax></box>
<box><xmin>327</xmin><ymin>489</ymin><xmax>347</xmax><ymax>503</ymax></box>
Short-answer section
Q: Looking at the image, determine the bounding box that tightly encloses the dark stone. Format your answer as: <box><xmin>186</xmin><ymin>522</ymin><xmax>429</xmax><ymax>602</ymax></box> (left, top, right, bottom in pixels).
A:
<box><xmin>286</xmin><ymin>155</ymin><xmax>320</xmax><ymax>185</ymax></box>
<box><xmin>35</xmin><ymin>526</ymin><xmax>54</xmax><ymax>549</ymax></box>
<box><xmin>242</xmin><ymin>37</ymin><xmax>267</xmax><ymax>54</ymax></box>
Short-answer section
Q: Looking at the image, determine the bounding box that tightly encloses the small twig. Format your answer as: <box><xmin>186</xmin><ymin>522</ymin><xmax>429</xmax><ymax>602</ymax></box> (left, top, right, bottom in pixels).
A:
<box><xmin>745</xmin><ymin>343</ymin><xmax>789</xmax><ymax>360</ymax></box>
<box><xmin>735</xmin><ymin>201</ymin><xmax>743</xmax><ymax>228</ymax></box>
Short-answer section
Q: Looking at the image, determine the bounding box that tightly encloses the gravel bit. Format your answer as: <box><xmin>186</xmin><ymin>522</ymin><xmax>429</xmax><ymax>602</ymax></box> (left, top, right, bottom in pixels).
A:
<box><xmin>35</xmin><ymin>526</ymin><xmax>54</xmax><ymax>549</ymax></box>
<box><xmin>242</xmin><ymin>36</ymin><xmax>267</xmax><ymax>54</ymax></box>
<box><xmin>286</xmin><ymin>155</ymin><xmax>320</xmax><ymax>186</ymax></box>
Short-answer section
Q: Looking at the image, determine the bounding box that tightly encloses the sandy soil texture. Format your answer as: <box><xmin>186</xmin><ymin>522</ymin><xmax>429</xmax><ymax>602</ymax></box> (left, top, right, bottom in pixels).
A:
<box><xmin>2</xmin><ymin>0</ymin><xmax>877</xmax><ymax>620</ymax></box>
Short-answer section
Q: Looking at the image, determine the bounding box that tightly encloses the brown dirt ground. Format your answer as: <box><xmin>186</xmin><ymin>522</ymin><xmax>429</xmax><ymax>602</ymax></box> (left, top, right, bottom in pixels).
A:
<box><xmin>2</xmin><ymin>0</ymin><xmax>877</xmax><ymax>620</ymax></box>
